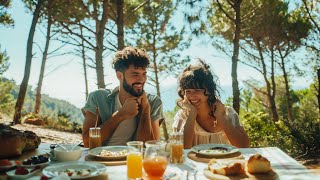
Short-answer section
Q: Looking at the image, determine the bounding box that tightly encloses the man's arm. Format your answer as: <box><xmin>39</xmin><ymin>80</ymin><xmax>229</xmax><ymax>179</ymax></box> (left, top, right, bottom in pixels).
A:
<box><xmin>152</xmin><ymin>119</ymin><xmax>160</xmax><ymax>140</ymax></box>
<box><xmin>82</xmin><ymin>111</ymin><xmax>125</xmax><ymax>148</ymax></box>
<box><xmin>82</xmin><ymin>97</ymin><xmax>140</xmax><ymax>147</ymax></box>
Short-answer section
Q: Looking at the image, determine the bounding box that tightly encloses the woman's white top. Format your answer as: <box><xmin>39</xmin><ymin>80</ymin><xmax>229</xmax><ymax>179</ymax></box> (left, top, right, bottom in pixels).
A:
<box><xmin>172</xmin><ymin>106</ymin><xmax>242</xmax><ymax>146</ymax></box>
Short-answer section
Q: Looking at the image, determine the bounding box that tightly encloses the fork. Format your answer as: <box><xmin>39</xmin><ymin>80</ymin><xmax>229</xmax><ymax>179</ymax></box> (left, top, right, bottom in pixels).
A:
<box><xmin>185</xmin><ymin>160</ymin><xmax>198</xmax><ymax>180</ymax></box>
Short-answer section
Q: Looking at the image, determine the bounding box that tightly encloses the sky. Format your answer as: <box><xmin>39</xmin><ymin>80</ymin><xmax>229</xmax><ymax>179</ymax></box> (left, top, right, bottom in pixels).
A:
<box><xmin>0</xmin><ymin>0</ymin><xmax>312</xmax><ymax>111</ymax></box>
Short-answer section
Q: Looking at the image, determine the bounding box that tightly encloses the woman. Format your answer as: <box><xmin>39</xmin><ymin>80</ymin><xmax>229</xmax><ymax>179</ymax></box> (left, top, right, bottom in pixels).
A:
<box><xmin>173</xmin><ymin>60</ymin><xmax>250</xmax><ymax>148</ymax></box>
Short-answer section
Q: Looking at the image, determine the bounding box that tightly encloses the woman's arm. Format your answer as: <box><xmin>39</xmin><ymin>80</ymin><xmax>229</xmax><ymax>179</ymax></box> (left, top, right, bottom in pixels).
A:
<box><xmin>213</xmin><ymin>102</ymin><xmax>250</xmax><ymax>148</ymax></box>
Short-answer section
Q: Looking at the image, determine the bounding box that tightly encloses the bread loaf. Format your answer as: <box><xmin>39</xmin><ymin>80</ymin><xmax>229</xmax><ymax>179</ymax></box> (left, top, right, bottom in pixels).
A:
<box><xmin>247</xmin><ymin>154</ymin><xmax>271</xmax><ymax>174</ymax></box>
<box><xmin>208</xmin><ymin>159</ymin><xmax>245</xmax><ymax>175</ymax></box>
<box><xmin>0</xmin><ymin>124</ymin><xmax>41</xmax><ymax>158</ymax></box>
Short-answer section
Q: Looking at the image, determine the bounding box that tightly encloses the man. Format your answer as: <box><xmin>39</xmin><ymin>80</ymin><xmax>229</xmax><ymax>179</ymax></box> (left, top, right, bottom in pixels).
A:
<box><xmin>82</xmin><ymin>47</ymin><xmax>164</xmax><ymax>147</ymax></box>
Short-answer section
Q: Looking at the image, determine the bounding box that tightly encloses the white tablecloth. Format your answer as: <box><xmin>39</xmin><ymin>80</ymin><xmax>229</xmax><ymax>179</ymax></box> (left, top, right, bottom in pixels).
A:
<box><xmin>101</xmin><ymin>147</ymin><xmax>319</xmax><ymax>180</ymax></box>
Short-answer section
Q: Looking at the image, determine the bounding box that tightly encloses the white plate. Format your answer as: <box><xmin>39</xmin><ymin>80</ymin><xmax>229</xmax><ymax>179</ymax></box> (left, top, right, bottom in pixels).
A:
<box><xmin>19</xmin><ymin>160</ymin><xmax>50</xmax><ymax>168</ymax></box>
<box><xmin>191</xmin><ymin>144</ymin><xmax>239</xmax><ymax>156</ymax></box>
<box><xmin>42</xmin><ymin>161</ymin><xmax>106</xmax><ymax>179</ymax></box>
<box><xmin>0</xmin><ymin>160</ymin><xmax>16</xmax><ymax>171</ymax></box>
<box><xmin>6</xmin><ymin>167</ymin><xmax>41</xmax><ymax>180</ymax></box>
<box><xmin>89</xmin><ymin>146</ymin><xmax>127</xmax><ymax>160</ymax></box>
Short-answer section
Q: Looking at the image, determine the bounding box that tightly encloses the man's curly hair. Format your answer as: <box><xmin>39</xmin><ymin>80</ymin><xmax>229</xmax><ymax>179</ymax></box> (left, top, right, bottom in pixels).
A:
<box><xmin>177</xmin><ymin>59</ymin><xmax>220</xmax><ymax>109</ymax></box>
<box><xmin>112</xmin><ymin>47</ymin><xmax>150</xmax><ymax>72</ymax></box>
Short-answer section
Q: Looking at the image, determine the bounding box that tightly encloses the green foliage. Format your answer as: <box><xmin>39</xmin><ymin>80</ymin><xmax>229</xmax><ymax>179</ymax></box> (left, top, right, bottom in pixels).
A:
<box><xmin>162</xmin><ymin>105</ymin><xmax>180</xmax><ymax>138</ymax></box>
<box><xmin>0</xmin><ymin>0</ymin><xmax>14</xmax><ymax>27</ymax></box>
<box><xmin>0</xmin><ymin>78</ymin><xmax>14</xmax><ymax>114</ymax></box>
<box><xmin>128</xmin><ymin>0</ymin><xmax>191</xmax><ymax>88</ymax></box>
<box><xmin>241</xmin><ymin>112</ymin><xmax>293</xmax><ymax>151</ymax></box>
<box><xmin>0</xmin><ymin>46</ymin><xmax>9</xmax><ymax>75</ymax></box>
<box><xmin>242</xmin><ymin>78</ymin><xmax>320</xmax><ymax>156</ymax></box>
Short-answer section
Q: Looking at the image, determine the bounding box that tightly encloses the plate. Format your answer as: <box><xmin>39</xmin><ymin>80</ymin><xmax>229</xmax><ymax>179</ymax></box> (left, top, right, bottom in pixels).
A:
<box><xmin>18</xmin><ymin>160</ymin><xmax>50</xmax><ymax>168</ymax></box>
<box><xmin>191</xmin><ymin>144</ymin><xmax>239</xmax><ymax>157</ymax></box>
<box><xmin>42</xmin><ymin>161</ymin><xmax>107</xmax><ymax>179</ymax></box>
<box><xmin>89</xmin><ymin>146</ymin><xmax>128</xmax><ymax>160</ymax></box>
<box><xmin>6</xmin><ymin>167</ymin><xmax>41</xmax><ymax>180</ymax></box>
<box><xmin>0</xmin><ymin>160</ymin><xmax>16</xmax><ymax>171</ymax></box>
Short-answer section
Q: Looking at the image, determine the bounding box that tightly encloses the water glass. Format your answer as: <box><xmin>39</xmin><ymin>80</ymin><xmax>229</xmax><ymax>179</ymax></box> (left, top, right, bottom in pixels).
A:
<box><xmin>170</xmin><ymin>132</ymin><xmax>184</xmax><ymax>164</ymax></box>
<box><xmin>89</xmin><ymin>127</ymin><xmax>101</xmax><ymax>149</ymax></box>
<box><xmin>127</xmin><ymin>141</ymin><xmax>143</xmax><ymax>179</ymax></box>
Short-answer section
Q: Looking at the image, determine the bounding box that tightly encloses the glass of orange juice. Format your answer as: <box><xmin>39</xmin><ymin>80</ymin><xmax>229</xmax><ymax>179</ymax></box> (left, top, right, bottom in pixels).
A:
<box><xmin>89</xmin><ymin>127</ymin><xmax>101</xmax><ymax>149</ymax></box>
<box><xmin>143</xmin><ymin>140</ymin><xmax>168</xmax><ymax>179</ymax></box>
<box><xmin>170</xmin><ymin>132</ymin><xmax>184</xmax><ymax>164</ymax></box>
<box><xmin>127</xmin><ymin>141</ymin><xmax>143</xmax><ymax>179</ymax></box>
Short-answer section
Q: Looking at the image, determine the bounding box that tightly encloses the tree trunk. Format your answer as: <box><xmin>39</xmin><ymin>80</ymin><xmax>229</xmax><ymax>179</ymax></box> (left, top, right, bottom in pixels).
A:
<box><xmin>231</xmin><ymin>0</ymin><xmax>241</xmax><ymax>114</ymax></box>
<box><xmin>270</xmin><ymin>48</ymin><xmax>279</xmax><ymax>121</ymax></box>
<box><xmin>80</xmin><ymin>25</ymin><xmax>89</xmax><ymax>99</ymax></box>
<box><xmin>152</xmin><ymin>28</ymin><xmax>169</xmax><ymax>141</ymax></box>
<box><xmin>279</xmin><ymin>51</ymin><xmax>293</xmax><ymax>121</ymax></box>
<box><xmin>35</xmin><ymin>8</ymin><xmax>52</xmax><ymax>114</ymax></box>
<box><xmin>94</xmin><ymin>0</ymin><xmax>109</xmax><ymax>89</ymax></box>
<box><xmin>255</xmin><ymin>40</ymin><xmax>278</xmax><ymax>122</ymax></box>
<box><xmin>13</xmin><ymin>0</ymin><xmax>44</xmax><ymax>124</ymax></box>
<box><xmin>117</xmin><ymin>0</ymin><xmax>124</xmax><ymax>50</ymax></box>
<box><xmin>317</xmin><ymin>68</ymin><xmax>320</xmax><ymax>114</ymax></box>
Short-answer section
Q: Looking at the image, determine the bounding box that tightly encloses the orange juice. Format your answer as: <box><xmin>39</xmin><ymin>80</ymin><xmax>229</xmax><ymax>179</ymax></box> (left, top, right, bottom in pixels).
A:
<box><xmin>143</xmin><ymin>156</ymin><xmax>168</xmax><ymax>179</ymax></box>
<box><xmin>127</xmin><ymin>152</ymin><xmax>143</xmax><ymax>179</ymax></box>
<box><xmin>89</xmin><ymin>135</ymin><xmax>101</xmax><ymax>149</ymax></box>
<box><xmin>170</xmin><ymin>143</ymin><xmax>184</xmax><ymax>164</ymax></box>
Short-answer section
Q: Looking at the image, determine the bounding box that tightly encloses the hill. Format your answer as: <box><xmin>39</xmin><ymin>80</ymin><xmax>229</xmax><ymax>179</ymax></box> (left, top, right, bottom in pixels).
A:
<box><xmin>2</xmin><ymin>78</ymin><xmax>84</xmax><ymax>123</ymax></box>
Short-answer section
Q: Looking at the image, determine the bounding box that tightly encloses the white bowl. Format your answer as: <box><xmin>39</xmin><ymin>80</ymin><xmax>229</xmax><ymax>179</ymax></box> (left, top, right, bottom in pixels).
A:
<box><xmin>54</xmin><ymin>145</ymin><xmax>83</xmax><ymax>162</ymax></box>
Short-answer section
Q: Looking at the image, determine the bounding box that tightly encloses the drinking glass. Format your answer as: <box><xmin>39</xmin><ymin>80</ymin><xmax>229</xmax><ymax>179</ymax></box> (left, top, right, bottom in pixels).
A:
<box><xmin>170</xmin><ymin>132</ymin><xmax>184</xmax><ymax>164</ymax></box>
<box><xmin>143</xmin><ymin>140</ymin><xmax>168</xmax><ymax>179</ymax></box>
<box><xmin>127</xmin><ymin>141</ymin><xmax>143</xmax><ymax>179</ymax></box>
<box><xmin>89</xmin><ymin>127</ymin><xmax>101</xmax><ymax>149</ymax></box>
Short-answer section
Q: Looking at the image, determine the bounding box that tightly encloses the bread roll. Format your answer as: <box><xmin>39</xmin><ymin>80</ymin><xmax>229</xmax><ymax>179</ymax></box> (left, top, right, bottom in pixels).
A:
<box><xmin>208</xmin><ymin>159</ymin><xmax>245</xmax><ymax>175</ymax></box>
<box><xmin>247</xmin><ymin>154</ymin><xmax>271</xmax><ymax>174</ymax></box>
<box><xmin>0</xmin><ymin>124</ymin><xmax>41</xmax><ymax>158</ymax></box>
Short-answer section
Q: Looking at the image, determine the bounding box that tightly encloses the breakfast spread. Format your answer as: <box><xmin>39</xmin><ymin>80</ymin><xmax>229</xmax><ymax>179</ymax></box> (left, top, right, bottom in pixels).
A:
<box><xmin>0</xmin><ymin>124</ymin><xmax>41</xmax><ymax>158</ymax></box>
<box><xmin>99</xmin><ymin>149</ymin><xmax>127</xmax><ymax>157</ymax></box>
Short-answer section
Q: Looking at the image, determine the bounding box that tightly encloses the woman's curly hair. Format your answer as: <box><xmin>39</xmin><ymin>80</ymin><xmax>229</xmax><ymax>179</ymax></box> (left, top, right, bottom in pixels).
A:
<box><xmin>177</xmin><ymin>59</ymin><xmax>220</xmax><ymax>109</ymax></box>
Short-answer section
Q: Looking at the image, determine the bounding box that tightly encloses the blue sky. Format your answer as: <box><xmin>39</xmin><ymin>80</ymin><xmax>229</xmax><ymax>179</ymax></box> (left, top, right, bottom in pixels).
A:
<box><xmin>0</xmin><ymin>0</ymin><xmax>311</xmax><ymax>111</ymax></box>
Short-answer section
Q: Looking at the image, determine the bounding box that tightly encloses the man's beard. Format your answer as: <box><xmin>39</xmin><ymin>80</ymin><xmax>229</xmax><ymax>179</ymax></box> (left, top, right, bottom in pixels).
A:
<box><xmin>123</xmin><ymin>76</ymin><xmax>144</xmax><ymax>97</ymax></box>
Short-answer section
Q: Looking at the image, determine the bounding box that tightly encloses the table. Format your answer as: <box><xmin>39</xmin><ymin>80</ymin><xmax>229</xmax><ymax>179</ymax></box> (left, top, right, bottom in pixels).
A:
<box><xmin>2</xmin><ymin>143</ymin><xmax>319</xmax><ymax>179</ymax></box>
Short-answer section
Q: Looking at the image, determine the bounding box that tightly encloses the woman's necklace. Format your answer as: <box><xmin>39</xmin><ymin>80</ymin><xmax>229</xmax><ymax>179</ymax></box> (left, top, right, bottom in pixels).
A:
<box><xmin>209</xmin><ymin>111</ymin><xmax>218</xmax><ymax>127</ymax></box>
<box><xmin>213</xmin><ymin>118</ymin><xmax>217</xmax><ymax>127</ymax></box>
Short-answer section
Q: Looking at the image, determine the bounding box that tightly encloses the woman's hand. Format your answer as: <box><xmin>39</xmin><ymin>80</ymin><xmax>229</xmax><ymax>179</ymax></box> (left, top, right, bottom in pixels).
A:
<box><xmin>212</xmin><ymin>99</ymin><xmax>231</xmax><ymax>129</ymax></box>
<box><xmin>181</xmin><ymin>95</ymin><xmax>197</xmax><ymax>117</ymax></box>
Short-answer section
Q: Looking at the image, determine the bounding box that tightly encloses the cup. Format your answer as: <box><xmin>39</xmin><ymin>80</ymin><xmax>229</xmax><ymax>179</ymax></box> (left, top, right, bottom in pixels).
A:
<box><xmin>127</xmin><ymin>141</ymin><xmax>143</xmax><ymax>180</ymax></box>
<box><xmin>170</xmin><ymin>132</ymin><xmax>184</xmax><ymax>164</ymax></box>
<box><xmin>89</xmin><ymin>127</ymin><xmax>101</xmax><ymax>149</ymax></box>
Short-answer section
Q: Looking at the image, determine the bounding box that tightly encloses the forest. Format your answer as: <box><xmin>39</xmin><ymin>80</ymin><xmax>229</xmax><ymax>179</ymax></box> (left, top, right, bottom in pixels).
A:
<box><xmin>0</xmin><ymin>0</ymin><xmax>319</xmax><ymax>158</ymax></box>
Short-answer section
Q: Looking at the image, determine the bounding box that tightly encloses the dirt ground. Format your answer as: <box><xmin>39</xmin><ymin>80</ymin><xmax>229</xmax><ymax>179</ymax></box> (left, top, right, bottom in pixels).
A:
<box><xmin>1</xmin><ymin>115</ymin><xmax>319</xmax><ymax>175</ymax></box>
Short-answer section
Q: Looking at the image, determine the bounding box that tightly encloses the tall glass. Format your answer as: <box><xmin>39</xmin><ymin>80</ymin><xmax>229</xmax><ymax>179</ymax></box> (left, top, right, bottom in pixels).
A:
<box><xmin>143</xmin><ymin>140</ymin><xmax>168</xmax><ymax>179</ymax></box>
<box><xmin>89</xmin><ymin>127</ymin><xmax>101</xmax><ymax>149</ymax></box>
<box><xmin>127</xmin><ymin>141</ymin><xmax>143</xmax><ymax>180</ymax></box>
<box><xmin>170</xmin><ymin>132</ymin><xmax>184</xmax><ymax>164</ymax></box>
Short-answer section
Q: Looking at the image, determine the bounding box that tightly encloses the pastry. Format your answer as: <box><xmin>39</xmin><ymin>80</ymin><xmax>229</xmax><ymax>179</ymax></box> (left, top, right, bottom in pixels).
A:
<box><xmin>208</xmin><ymin>159</ymin><xmax>245</xmax><ymax>175</ymax></box>
<box><xmin>247</xmin><ymin>154</ymin><xmax>271</xmax><ymax>174</ymax></box>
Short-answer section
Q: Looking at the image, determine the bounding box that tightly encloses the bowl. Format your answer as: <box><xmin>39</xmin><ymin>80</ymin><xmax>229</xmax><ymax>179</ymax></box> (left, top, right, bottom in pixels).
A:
<box><xmin>54</xmin><ymin>145</ymin><xmax>83</xmax><ymax>162</ymax></box>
